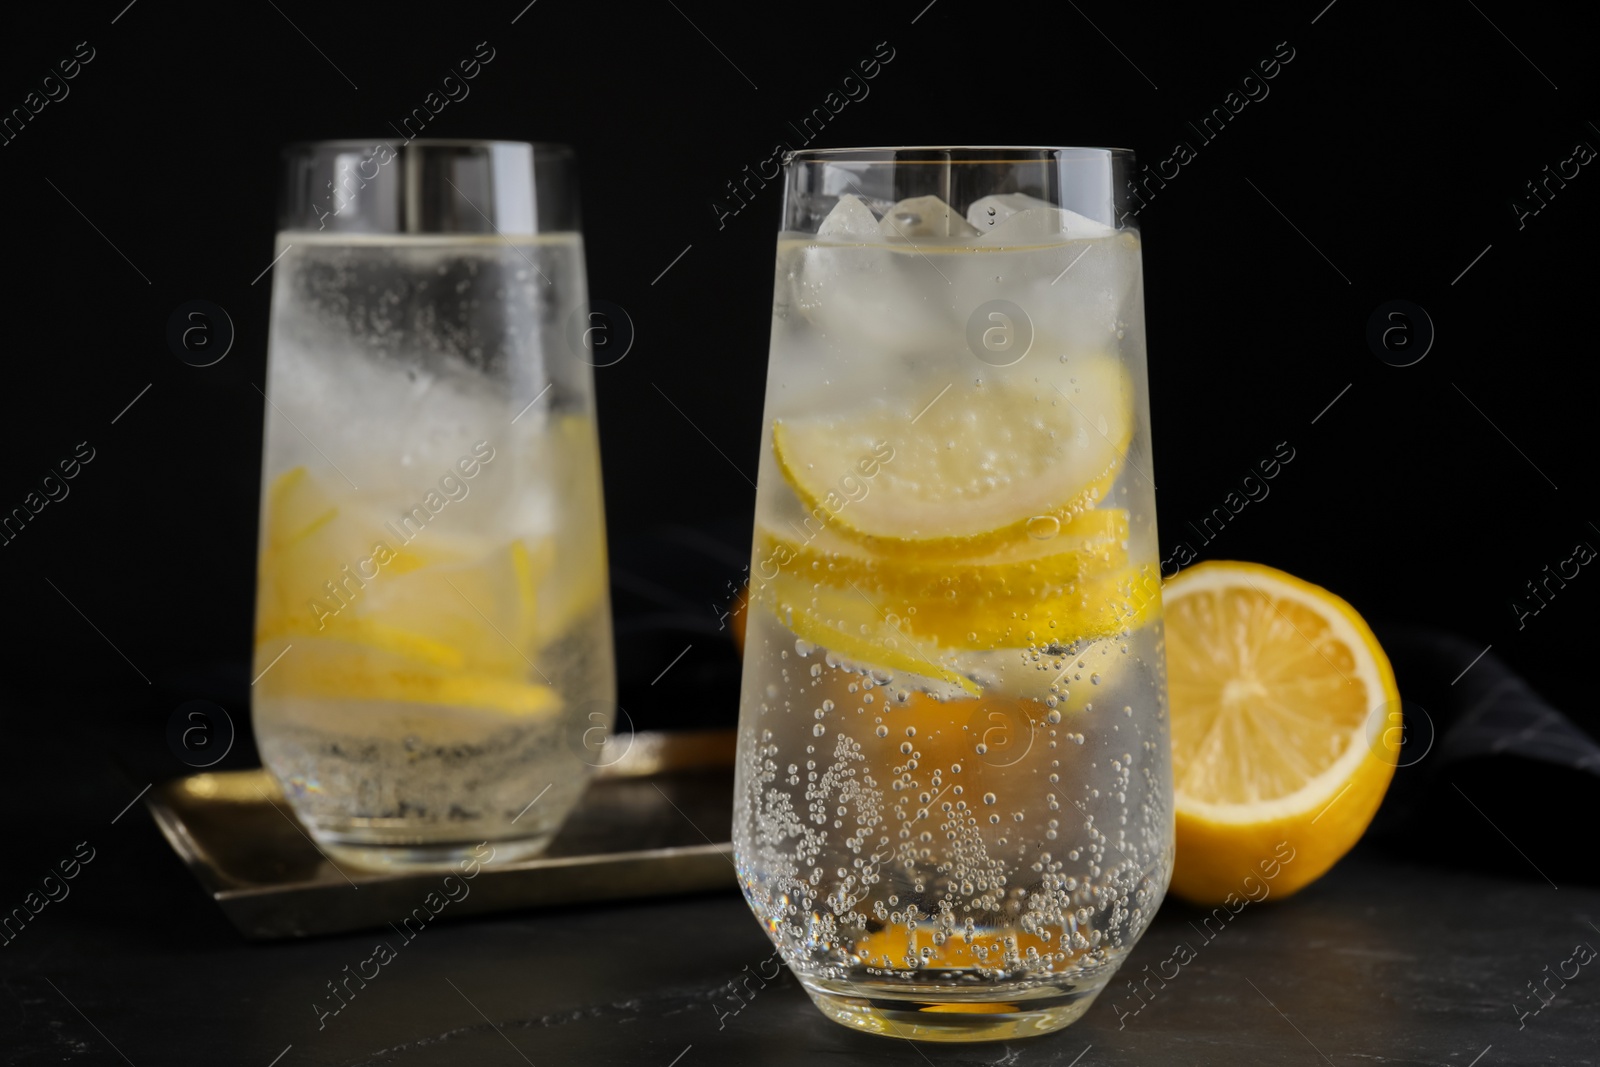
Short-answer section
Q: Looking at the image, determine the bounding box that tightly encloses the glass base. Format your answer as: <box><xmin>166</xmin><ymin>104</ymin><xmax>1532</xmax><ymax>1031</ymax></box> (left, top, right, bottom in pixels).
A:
<box><xmin>801</xmin><ymin>977</ymin><xmax>1103</xmax><ymax>1042</ymax></box>
<box><xmin>318</xmin><ymin>831</ymin><xmax>556</xmax><ymax>874</ymax></box>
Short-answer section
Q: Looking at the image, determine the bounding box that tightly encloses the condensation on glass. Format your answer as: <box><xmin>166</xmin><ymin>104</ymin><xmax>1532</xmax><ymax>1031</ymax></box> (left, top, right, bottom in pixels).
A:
<box><xmin>252</xmin><ymin>140</ymin><xmax>615</xmax><ymax>871</ymax></box>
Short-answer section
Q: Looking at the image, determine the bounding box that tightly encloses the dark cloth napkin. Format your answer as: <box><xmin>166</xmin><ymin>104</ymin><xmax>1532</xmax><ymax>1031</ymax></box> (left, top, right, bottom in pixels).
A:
<box><xmin>1369</xmin><ymin>625</ymin><xmax>1600</xmax><ymax>884</ymax></box>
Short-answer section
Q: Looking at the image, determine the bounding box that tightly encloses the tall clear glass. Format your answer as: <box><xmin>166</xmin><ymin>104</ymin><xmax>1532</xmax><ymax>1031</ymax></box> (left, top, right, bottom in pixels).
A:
<box><xmin>252</xmin><ymin>140</ymin><xmax>614</xmax><ymax>871</ymax></box>
<box><xmin>733</xmin><ymin>147</ymin><xmax>1172</xmax><ymax>1040</ymax></box>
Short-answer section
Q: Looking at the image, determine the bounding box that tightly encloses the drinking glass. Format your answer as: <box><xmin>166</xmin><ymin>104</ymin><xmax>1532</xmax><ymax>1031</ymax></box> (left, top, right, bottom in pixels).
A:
<box><xmin>252</xmin><ymin>140</ymin><xmax>615</xmax><ymax>871</ymax></box>
<box><xmin>732</xmin><ymin>147</ymin><xmax>1172</xmax><ymax>1040</ymax></box>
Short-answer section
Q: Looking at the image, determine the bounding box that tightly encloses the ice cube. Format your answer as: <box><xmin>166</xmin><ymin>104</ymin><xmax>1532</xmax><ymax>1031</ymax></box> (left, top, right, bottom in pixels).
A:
<box><xmin>1011</xmin><ymin>230</ymin><xmax>1144</xmax><ymax>354</ymax></box>
<box><xmin>790</xmin><ymin>234</ymin><xmax>961</xmax><ymax>358</ymax></box>
<box><xmin>267</xmin><ymin>334</ymin><xmax>503</xmax><ymax>498</ymax></box>
<box><xmin>879</xmin><ymin>195</ymin><xmax>979</xmax><ymax>239</ymax></box>
<box><xmin>966</xmin><ymin>192</ymin><xmax>1052</xmax><ymax>230</ymax></box>
<box><xmin>968</xmin><ymin>193</ymin><xmax>1115</xmax><ymax>244</ymax></box>
<box><xmin>817</xmin><ymin>194</ymin><xmax>882</xmax><ymax>241</ymax></box>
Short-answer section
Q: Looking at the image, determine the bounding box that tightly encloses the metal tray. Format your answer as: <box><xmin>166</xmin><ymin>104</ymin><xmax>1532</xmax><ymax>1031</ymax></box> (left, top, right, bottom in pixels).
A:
<box><xmin>146</xmin><ymin>730</ymin><xmax>736</xmax><ymax>939</ymax></box>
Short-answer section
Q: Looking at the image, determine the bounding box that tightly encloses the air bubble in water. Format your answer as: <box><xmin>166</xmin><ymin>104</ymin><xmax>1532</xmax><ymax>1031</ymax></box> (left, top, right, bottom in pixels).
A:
<box><xmin>813</xmin><ymin>724</ymin><xmax>826</xmax><ymax>736</ymax></box>
<box><xmin>983</xmin><ymin>792</ymin><xmax>997</xmax><ymax>805</ymax></box>
<box><xmin>876</xmin><ymin>725</ymin><xmax>889</xmax><ymax>738</ymax></box>
<box><xmin>1027</xmin><ymin>515</ymin><xmax>1060</xmax><ymax>540</ymax></box>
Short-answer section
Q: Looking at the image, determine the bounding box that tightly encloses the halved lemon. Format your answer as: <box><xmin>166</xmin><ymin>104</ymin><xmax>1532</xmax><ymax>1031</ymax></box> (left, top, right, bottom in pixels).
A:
<box><xmin>1163</xmin><ymin>561</ymin><xmax>1400</xmax><ymax>904</ymax></box>
<box><xmin>772</xmin><ymin>355</ymin><xmax>1133</xmax><ymax>552</ymax></box>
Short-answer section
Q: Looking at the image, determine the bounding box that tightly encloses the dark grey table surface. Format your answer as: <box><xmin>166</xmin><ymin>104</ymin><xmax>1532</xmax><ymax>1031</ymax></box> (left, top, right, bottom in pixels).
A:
<box><xmin>3</xmin><ymin>786</ymin><xmax>1596</xmax><ymax>1067</ymax></box>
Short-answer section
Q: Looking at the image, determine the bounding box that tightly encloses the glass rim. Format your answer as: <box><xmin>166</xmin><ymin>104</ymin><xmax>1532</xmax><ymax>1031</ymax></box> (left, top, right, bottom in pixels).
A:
<box><xmin>276</xmin><ymin>138</ymin><xmax>578</xmax><ymax>235</ymax></box>
<box><xmin>279</xmin><ymin>138</ymin><xmax>573</xmax><ymax>156</ymax></box>
<box><xmin>784</xmin><ymin>145</ymin><xmax>1134</xmax><ymax>164</ymax></box>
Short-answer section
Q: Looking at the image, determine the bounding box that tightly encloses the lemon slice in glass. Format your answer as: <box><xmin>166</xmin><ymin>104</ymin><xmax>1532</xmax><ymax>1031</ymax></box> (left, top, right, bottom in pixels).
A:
<box><xmin>772</xmin><ymin>354</ymin><xmax>1132</xmax><ymax>551</ymax></box>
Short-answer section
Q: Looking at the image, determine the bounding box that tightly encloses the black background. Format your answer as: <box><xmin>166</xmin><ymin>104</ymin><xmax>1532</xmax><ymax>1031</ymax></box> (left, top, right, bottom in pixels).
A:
<box><xmin>1</xmin><ymin>4</ymin><xmax>1598</xmax><ymax>1064</ymax></box>
<box><xmin>1</xmin><ymin>0</ymin><xmax>1595</xmax><ymax>763</ymax></box>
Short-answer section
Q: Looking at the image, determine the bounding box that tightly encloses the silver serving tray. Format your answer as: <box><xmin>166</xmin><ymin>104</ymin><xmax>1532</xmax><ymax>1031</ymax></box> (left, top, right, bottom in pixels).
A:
<box><xmin>146</xmin><ymin>730</ymin><xmax>736</xmax><ymax>939</ymax></box>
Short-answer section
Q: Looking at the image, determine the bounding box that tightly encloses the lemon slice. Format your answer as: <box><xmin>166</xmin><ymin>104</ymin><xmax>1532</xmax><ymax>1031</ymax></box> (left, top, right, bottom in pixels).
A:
<box><xmin>853</xmin><ymin>922</ymin><xmax>1062</xmax><ymax>971</ymax></box>
<box><xmin>261</xmin><ymin>466</ymin><xmax>427</xmax><ymax>572</ymax></box>
<box><xmin>772</xmin><ymin>355</ymin><xmax>1133</xmax><ymax>550</ymax></box>
<box><xmin>256</xmin><ymin>463</ymin><xmax>565</xmax><ymax>676</ymax></box>
<box><xmin>1163</xmin><ymin>561</ymin><xmax>1400</xmax><ymax>904</ymax></box>
<box><xmin>760</xmin><ymin>508</ymin><xmax>1129</xmax><ymax>605</ymax></box>
<box><xmin>255</xmin><ymin>467</ymin><xmax>428</xmax><ymax>638</ymax></box>
<box><xmin>900</xmin><ymin>561</ymin><xmax>1159</xmax><ymax>652</ymax></box>
<box><xmin>764</xmin><ymin>574</ymin><xmax>981</xmax><ymax>696</ymax></box>
<box><xmin>357</xmin><ymin>538</ymin><xmax>552</xmax><ymax>673</ymax></box>
<box><xmin>768</xmin><ymin>556</ymin><xmax>1158</xmax><ymax>662</ymax></box>
<box><xmin>264</xmin><ymin>466</ymin><xmax>334</xmax><ymax>544</ymax></box>
<box><xmin>255</xmin><ymin>635</ymin><xmax>560</xmax><ymax>718</ymax></box>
